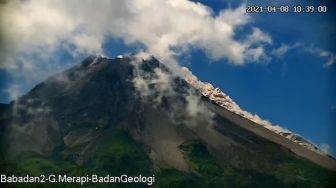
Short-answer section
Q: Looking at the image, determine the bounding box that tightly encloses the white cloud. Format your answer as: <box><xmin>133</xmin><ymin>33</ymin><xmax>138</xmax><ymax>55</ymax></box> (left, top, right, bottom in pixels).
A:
<box><xmin>304</xmin><ymin>46</ymin><xmax>336</xmax><ymax>68</ymax></box>
<box><xmin>1</xmin><ymin>0</ymin><xmax>273</xmax><ymax>100</ymax></box>
<box><xmin>272</xmin><ymin>43</ymin><xmax>336</xmax><ymax>67</ymax></box>
<box><xmin>245</xmin><ymin>27</ymin><xmax>272</xmax><ymax>46</ymax></box>
<box><xmin>272</xmin><ymin>44</ymin><xmax>290</xmax><ymax>58</ymax></box>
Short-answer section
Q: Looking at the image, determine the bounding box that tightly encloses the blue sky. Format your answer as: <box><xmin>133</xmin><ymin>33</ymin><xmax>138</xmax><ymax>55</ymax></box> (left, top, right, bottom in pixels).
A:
<box><xmin>189</xmin><ymin>0</ymin><xmax>336</xmax><ymax>154</ymax></box>
<box><xmin>0</xmin><ymin>0</ymin><xmax>335</xmax><ymax>154</ymax></box>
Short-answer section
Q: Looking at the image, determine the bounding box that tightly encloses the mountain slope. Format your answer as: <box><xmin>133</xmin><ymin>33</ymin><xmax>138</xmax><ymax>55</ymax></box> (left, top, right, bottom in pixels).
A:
<box><xmin>0</xmin><ymin>55</ymin><xmax>335</xmax><ymax>187</ymax></box>
<box><xmin>182</xmin><ymin>67</ymin><xmax>328</xmax><ymax>156</ymax></box>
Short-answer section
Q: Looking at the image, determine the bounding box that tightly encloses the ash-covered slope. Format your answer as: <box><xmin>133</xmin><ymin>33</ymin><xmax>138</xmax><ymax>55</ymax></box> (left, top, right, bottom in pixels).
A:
<box><xmin>0</xmin><ymin>55</ymin><xmax>335</xmax><ymax>187</ymax></box>
<box><xmin>181</xmin><ymin>67</ymin><xmax>326</xmax><ymax>156</ymax></box>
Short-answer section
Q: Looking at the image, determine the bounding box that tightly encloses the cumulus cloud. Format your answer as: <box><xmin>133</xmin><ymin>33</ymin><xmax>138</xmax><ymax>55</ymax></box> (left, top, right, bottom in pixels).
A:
<box><xmin>1</xmin><ymin>0</ymin><xmax>272</xmax><ymax>66</ymax></box>
<box><xmin>1</xmin><ymin>0</ymin><xmax>274</xmax><ymax>100</ymax></box>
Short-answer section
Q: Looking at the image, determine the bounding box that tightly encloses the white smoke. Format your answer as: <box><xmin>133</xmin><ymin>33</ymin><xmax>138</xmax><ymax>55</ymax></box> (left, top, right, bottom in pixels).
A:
<box><xmin>131</xmin><ymin>56</ymin><xmax>213</xmax><ymax>126</ymax></box>
<box><xmin>319</xmin><ymin>143</ymin><xmax>331</xmax><ymax>155</ymax></box>
<box><xmin>185</xmin><ymin>91</ymin><xmax>214</xmax><ymax>125</ymax></box>
<box><xmin>181</xmin><ymin>66</ymin><xmax>289</xmax><ymax>133</ymax></box>
<box><xmin>181</xmin><ymin>66</ymin><xmax>329</xmax><ymax>155</ymax></box>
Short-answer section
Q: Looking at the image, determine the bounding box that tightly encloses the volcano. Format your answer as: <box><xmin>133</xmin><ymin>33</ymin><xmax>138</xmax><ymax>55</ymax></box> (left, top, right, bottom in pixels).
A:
<box><xmin>0</xmin><ymin>55</ymin><xmax>335</xmax><ymax>187</ymax></box>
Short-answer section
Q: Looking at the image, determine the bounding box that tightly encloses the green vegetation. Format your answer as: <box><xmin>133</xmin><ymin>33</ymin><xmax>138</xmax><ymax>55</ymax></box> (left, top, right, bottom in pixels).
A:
<box><xmin>0</xmin><ymin>128</ymin><xmax>152</xmax><ymax>188</ymax></box>
<box><xmin>179</xmin><ymin>140</ymin><xmax>256</xmax><ymax>187</ymax></box>
<box><xmin>89</xmin><ymin>129</ymin><xmax>152</xmax><ymax>176</ymax></box>
<box><xmin>153</xmin><ymin>169</ymin><xmax>201</xmax><ymax>188</ymax></box>
<box><xmin>178</xmin><ymin>139</ymin><xmax>336</xmax><ymax>188</ymax></box>
<box><xmin>273</xmin><ymin>159</ymin><xmax>336</xmax><ymax>187</ymax></box>
<box><xmin>179</xmin><ymin>140</ymin><xmax>222</xmax><ymax>177</ymax></box>
<box><xmin>1</xmin><ymin>131</ymin><xmax>336</xmax><ymax>188</ymax></box>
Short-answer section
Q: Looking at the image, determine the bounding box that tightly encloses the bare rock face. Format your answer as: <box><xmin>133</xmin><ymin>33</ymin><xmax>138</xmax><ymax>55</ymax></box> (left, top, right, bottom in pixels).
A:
<box><xmin>181</xmin><ymin>67</ymin><xmax>327</xmax><ymax>156</ymax></box>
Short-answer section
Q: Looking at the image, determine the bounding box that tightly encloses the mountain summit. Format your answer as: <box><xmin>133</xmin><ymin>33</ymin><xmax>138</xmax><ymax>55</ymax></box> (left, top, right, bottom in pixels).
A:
<box><xmin>0</xmin><ymin>55</ymin><xmax>335</xmax><ymax>187</ymax></box>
